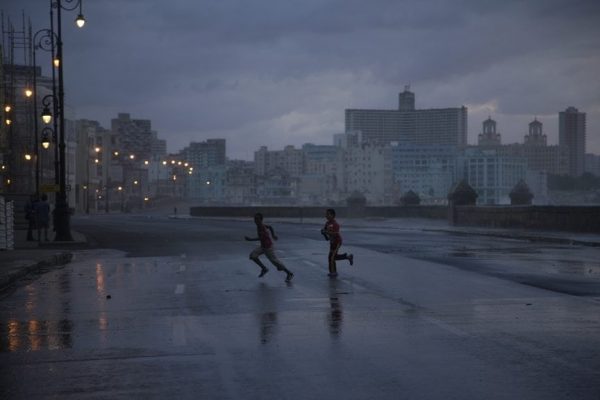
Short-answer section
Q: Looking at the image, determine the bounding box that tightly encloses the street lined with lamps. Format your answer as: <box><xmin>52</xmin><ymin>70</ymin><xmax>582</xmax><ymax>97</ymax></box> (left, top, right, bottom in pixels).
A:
<box><xmin>51</xmin><ymin>0</ymin><xmax>86</xmax><ymax>240</ymax></box>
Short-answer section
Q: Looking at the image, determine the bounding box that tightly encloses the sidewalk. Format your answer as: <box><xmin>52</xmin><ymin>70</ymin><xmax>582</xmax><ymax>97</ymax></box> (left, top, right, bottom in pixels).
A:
<box><xmin>0</xmin><ymin>229</ymin><xmax>87</xmax><ymax>291</ymax></box>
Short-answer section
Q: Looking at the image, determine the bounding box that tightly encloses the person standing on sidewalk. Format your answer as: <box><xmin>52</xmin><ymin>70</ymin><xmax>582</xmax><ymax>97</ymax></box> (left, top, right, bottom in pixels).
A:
<box><xmin>321</xmin><ymin>208</ymin><xmax>353</xmax><ymax>277</ymax></box>
<box><xmin>24</xmin><ymin>193</ymin><xmax>38</xmax><ymax>241</ymax></box>
<box><xmin>245</xmin><ymin>213</ymin><xmax>294</xmax><ymax>282</ymax></box>
<box><xmin>35</xmin><ymin>194</ymin><xmax>51</xmax><ymax>241</ymax></box>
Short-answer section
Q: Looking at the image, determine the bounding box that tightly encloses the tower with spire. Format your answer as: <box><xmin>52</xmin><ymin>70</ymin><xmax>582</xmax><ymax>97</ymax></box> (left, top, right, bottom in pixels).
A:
<box><xmin>524</xmin><ymin>118</ymin><xmax>547</xmax><ymax>146</ymax></box>
<box><xmin>477</xmin><ymin>117</ymin><xmax>501</xmax><ymax>146</ymax></box>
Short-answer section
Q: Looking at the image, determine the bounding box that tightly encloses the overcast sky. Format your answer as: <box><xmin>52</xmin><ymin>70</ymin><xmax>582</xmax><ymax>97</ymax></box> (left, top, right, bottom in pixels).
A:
<box><xmin>3</xmin><ymin>0</ymin><xmax>600</xmax><ymax>159</ymax></box>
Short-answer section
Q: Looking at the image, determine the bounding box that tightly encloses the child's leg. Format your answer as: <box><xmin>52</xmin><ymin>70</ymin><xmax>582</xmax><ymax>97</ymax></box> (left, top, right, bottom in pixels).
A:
<box><xmin>328</xmin><ymin>252</ymin><xmax>337</xmax><ymax>274</ymax></box>
<box><xmin>265</xmin><ymin>249</ymin><xmax>291</xmax><ymax>274</ymax></box>
<box><xmin>328</xmin><ymin>242</ymin><xmax>341</xmax><ymax>274</ymax></box>
<box><xmin>250</xmin><ymin>247</ymin><xmax>269</xmax><ymax>270</ymax></box>
<box><xmin>334</xmin><ymin>244</ymin><xmax>353</xmax><ymax>265</ymax></box>
<box><xmin>266</xmin><ymin>249</ymin><xmax>294</xmax><ymax>281</ymax></box>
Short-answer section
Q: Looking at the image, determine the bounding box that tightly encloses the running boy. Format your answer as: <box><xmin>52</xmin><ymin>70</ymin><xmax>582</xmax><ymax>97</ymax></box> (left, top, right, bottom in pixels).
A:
<box><xmin>321</xmin><ymin>208</ymin><xmax>354</xmax><ymax>277</ymax></box>
<box><xmin>245</xmin><ymin>213</ymin><xmax>294</xmax><ymax>282</ymax></box>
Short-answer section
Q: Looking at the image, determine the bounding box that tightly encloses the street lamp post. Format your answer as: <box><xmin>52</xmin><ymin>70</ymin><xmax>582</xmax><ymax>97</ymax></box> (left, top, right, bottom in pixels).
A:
<box><xmin>41</xmin><ymin>93</ymin><xmax>58</xmax><ymax>185</ymax></box>
<box><xmin>52</xmin><ymin>0</ymin><xmax>86</xmax><ymax>241</ymax></box>
<box><xmin>31</xmin><ymin>27</ymin><xmax>58</xmax><ymax>197</ymax></box>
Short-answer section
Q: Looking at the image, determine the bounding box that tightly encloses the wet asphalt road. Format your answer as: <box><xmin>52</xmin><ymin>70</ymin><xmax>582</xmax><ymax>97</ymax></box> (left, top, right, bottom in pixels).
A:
<box><xmin>1</xmin><ymin>214</ymin><xmax>599</xmax><ymax>399</ymax></box>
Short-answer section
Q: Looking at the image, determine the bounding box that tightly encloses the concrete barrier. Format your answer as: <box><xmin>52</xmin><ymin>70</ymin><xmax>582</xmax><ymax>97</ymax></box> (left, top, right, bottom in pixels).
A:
<box><xmin>189</xmin><ymin>204</ymin><xmax>600</xmax><ymax>233</ymax></box>
<box><xmin>189</xmin><ymin>205</ymin><xmax>447</xmax><ymax>219</ymax></box>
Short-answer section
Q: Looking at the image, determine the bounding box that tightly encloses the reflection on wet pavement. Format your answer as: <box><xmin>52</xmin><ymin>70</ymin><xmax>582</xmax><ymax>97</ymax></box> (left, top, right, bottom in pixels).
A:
<box><xmin>1</xmin><ymin>319</ymin><xmax>73</xmax><ymax>352</ymax></box>
<box><xmin>327</xmin><ymin>280</ymin><xmax>343</xmax><ymax>338</ymax></box>
<box><xmin>259</xmin><ymin>312</ymin><xmax>278</xmax><ymax>344</ymax></box>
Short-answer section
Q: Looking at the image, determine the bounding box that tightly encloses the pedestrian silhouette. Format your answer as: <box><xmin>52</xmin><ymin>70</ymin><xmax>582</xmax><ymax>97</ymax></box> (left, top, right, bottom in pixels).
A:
<box><xmin>35</xmin><ymin>194</ymin><xmax>51</xmax><ymax>241</ymax></box>
<box><xmin>24</xmin><ymin>193</ymin><xmax>38</xmax><ymax>241</ymax></box>
<box><xmin>245</xmin><ymin>213</ymin><xmax>294</xmax><ymax>282</ymax></box>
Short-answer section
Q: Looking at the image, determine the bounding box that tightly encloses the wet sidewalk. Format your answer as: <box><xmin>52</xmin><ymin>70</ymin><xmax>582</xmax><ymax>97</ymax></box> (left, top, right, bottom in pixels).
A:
<box><xmin>0</xmin><ymin>229</ymin><xmax>86</xmax><ymax>291</ymax></box>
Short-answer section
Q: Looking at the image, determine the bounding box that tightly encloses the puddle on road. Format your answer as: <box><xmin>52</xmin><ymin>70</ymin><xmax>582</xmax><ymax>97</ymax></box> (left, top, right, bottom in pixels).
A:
<box><xmin>446</xmin><ymin>247</ymin><xmax>600</xmax><ymax>277</ymax></box>
<box><xmin>0</xmin><ymin>319</ymin><xmax>73</xmax><ymax>352</ymax></box>
<box><xmin>550</xmin><ymin>260</ymin><xmax>600</xmax><ymax>276</ymax></box>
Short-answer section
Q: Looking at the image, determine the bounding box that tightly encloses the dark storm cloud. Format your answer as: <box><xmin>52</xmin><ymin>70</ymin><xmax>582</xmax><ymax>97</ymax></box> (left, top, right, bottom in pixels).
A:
<box><xmin>3</xmin><ymin>0</ymin><xmax>599</xmax><ymax>156</ymax></box>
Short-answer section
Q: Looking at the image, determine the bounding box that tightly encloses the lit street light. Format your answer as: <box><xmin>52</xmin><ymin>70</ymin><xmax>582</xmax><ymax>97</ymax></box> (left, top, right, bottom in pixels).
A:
<box><xmin>52</xmin><ymin>0</ymin><xmax>87</xmax><ymax>241</ymax></box>
<box><xmin>41</xmin><ymin>128</ymin><xmax>52</xmax><ymax>149</ymax></box>
<box><xmin>32</xmin><ymin>27</ymin><xmax>59</xmax><ymax>197</ymax></box>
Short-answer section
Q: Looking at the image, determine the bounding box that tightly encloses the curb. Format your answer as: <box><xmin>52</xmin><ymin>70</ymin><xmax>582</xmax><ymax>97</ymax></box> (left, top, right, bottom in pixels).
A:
<box><xmin>0</xmin><ymin>252</ymin><xmax>74</xmax><ymax>291</ymax></box>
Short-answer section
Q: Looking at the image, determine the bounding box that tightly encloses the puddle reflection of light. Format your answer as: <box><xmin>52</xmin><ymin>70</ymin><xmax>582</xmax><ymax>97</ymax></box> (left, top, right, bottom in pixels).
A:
<box><xmin>99</xmin><ymin>312</ymin><xmax>109</xmax><ymax>346</ymax></box>
<box><xmin>8</xmin><ymin>320</ymin><xmax>21</xmax><ymax>352</ymax></box>
<box><xmin>25</xmin><ymin>284</ymin><xmax>37</xmax><ymax>314</ymax></box>
<box><xmin>28</xmin><ymin>320</ymin><xmax>42</xmax><ymax>351</ymax></box>
<box><xmin>3</xmin><ymin>319</ymin><xmax>74</xmax><ymax>353</ymax></box>
<box><xmin>96</xmin><ymin>263</ymin><xmax>106</xmax><ymax>297</ymax></box>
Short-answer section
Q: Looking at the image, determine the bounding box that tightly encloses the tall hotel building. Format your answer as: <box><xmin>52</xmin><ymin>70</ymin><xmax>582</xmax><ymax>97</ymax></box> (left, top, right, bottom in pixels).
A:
<box><xmin>559</xmin><ymin>106</ymin><xmax>586</xmax><ymax>177</ymax></box>
<box><xmin>345</xmin><ymin>87</ymin><xmax>468</xmax><ymax>146</ymax></box>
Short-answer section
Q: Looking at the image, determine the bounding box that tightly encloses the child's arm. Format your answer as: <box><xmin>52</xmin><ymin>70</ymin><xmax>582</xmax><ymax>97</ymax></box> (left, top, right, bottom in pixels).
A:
<box><xmin>267</xmin><ymin>225</ymin><xmax>278</xmax><ymax>241</ymax></box>
<box><xmin>324</xmin><ymin>224</ymin><xmax>339</xmax><ymax>238</ymax></box>
<box><xmin>320</xmin><ymin>223</ymin><xmax>330</xmax><ymax>241</ymax></box>
<box><xmin>244</xmin><ymin>236</ymin><xmax>259</xmax><ymax>241</ymax></box>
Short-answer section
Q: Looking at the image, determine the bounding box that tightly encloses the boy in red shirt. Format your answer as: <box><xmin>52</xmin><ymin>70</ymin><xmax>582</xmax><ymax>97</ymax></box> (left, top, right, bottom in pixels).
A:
<box><xmin>321</xmin><ymin>208</ymin><xmax>354</xmax><ymax>277</ymax></box>
<box><xmin>245</xmin><ymin>213</ymin><xmax>294</xmax><ymax>282</ymax></box>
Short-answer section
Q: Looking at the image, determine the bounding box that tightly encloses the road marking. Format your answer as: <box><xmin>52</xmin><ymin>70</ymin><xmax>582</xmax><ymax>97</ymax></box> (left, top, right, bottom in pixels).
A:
<box><xmin>175</xmin><ymin>284</ymin><xmax>185</xmax><ymax>295</ymax></box>
<box><xmin>303</xmin><ymin>260</ymin><xmax>319</xmax><ymax>267</ymax></box>
<box><xmin>421</xmin><ymin>315</ymin><xmax>470</xmax><ymax>338</ymax></box>
<box><xmin>179</xmin><ymin>265</ymin><xmax>186</xmax><ymax>272</ymax></box>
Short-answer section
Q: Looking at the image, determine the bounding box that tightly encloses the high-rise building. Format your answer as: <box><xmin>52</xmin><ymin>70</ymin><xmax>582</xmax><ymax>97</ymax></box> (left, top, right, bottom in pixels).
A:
<box><xmin>150</xmin><ymin>131</ymin><xmax>167</xmax><ymax>159</ymax></box>
<box><xmin>182</xmin><ymin>139</ymin><xmax>226</xmax><ymax>168</ymax></box>
<box><xmin>345</xmin><ymin>88</ymin><xmax>468</xmax><ymax>146</ymax></box>
<box><xmin>111</xmin><ymin>113</ymin><xmax>153</xmax><ymax>160</ymax></box>
<box><xmin>182</xmin><ymin>139</ymin><xmax>226</xmax><ymax>200</ymax></box>
<box><xmin>398</xmin><ymin>85</ymin><xmax>415</xmax><ymax>111</ymax></box>
<box><xmin>559</xmin><ymin>106</ymin><xmax>586</xmax><ymax>176</ymax></box>
<box><xmin>254</xmin><ymin>145</ymin><xmax>303</xmax><ymax>177</ymax></box>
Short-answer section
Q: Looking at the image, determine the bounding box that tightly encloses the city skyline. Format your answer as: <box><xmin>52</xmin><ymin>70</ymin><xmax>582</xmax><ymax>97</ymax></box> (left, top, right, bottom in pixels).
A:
<box><xmin>3</xmin><ymin>0</ymin><xmax>599</xmax><ymax>160</ymax></box>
